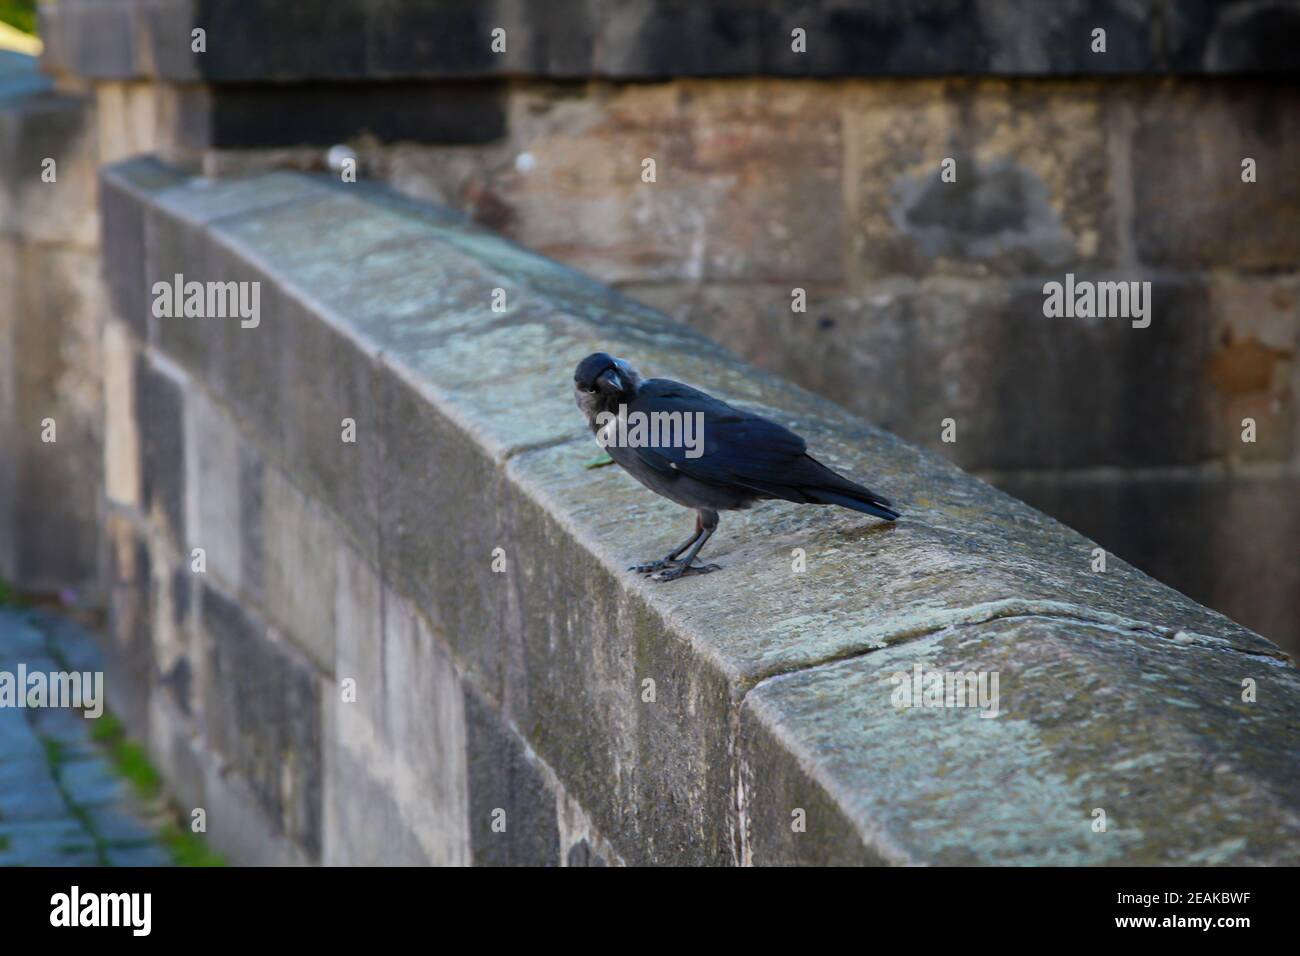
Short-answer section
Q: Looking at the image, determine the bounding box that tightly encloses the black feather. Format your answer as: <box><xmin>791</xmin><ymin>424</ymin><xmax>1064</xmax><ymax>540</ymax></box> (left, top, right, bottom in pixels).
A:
<box><xmin>625</xmin><ymin>380</ymin><xmax>898</xmax><ymax>520</ymax></box>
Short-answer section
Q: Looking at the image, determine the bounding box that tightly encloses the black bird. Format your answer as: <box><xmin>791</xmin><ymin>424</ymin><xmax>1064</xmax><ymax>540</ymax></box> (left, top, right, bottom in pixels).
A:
<box><xmin>573</xmin><ymin>352</ymin><xmax>899</xmax><ymax>581</ymax></box>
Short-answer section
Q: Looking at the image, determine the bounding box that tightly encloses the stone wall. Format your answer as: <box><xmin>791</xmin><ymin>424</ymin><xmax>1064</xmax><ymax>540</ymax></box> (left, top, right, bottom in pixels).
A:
<box><xmin>31</xmin><ymin>0</ymin><xmax>1298</xmax><ymax>653</ymax></box>
<box><xmin>85</xmin><ymin>157</ymin><xmax>1300</xmax><ymax>865</ymax></box>
<box><xmin>371</xmin><ymin>75</ymin><xmax>1300</xmax><ymax>653</ymax></box>
<box><xmin>2</xmin><ymin>0</ymin><xmax>1298</xmax><ymax>865</ymax></box>
<box><xmin>0</xmin><ymin>49</ymin><xmax>101</xmax><ymax>596</ymax></box>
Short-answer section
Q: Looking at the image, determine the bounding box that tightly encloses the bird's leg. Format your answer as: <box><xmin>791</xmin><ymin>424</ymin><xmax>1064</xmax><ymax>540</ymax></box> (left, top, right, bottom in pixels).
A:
<box><xmin>629</xmin><ymin>515</ymin><xmax>704</xmax><ymax>574</ymax></box>
<box><xmin>652</xmin><ymin>511</ymin><xmax>721</xmax><ymax>582</ymax></box>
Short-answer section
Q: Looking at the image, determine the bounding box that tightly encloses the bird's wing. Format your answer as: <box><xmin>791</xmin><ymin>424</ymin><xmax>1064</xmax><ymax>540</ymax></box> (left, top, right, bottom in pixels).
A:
<box><xmin>625</xmin><ymin>379</ymin><xmax>897</xmax><ymax>518</ymax></box>
<box><xmin>625</xmin><ymin>379</ymin><xmax>813</xmax><ymax>495</ymax></box>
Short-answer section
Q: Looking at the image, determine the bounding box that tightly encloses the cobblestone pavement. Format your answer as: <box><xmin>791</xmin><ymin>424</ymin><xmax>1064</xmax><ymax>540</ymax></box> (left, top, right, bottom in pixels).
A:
<box><xmin>0</xmin><ymin>607</ymin><xmax>172</xmax><ymax>866</ymax></box>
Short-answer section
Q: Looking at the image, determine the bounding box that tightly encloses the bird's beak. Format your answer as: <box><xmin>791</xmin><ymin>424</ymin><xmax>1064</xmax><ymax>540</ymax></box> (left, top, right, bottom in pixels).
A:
<box><xmin>596</xmin><ymin>368</ymin><xmax>624</xmax><ymax>393</ymax></box>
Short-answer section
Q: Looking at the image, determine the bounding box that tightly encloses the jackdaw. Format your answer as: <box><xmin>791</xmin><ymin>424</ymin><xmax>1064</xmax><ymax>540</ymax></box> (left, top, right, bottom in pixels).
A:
<box><xmin>573</xmin><ymin>352</ymin><xmax>899</xmax><ymax>581</ymax></box>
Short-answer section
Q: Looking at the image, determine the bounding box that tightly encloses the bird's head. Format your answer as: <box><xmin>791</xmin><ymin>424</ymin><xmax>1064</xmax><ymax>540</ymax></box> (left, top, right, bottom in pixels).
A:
<box><xmin>574</xmin><ymin>352</ymin><xmax>641</xmax><ymax>422</ymax></box>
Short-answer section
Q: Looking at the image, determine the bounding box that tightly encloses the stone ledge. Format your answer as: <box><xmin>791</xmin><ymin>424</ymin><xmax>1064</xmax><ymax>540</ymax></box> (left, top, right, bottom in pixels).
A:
<box><xmin>99</xmin><ymin>156</ymin><xmax>1300</xmax><ymax>864</ymax></box>
<box><xmin>41</xmin><ymin>0</ymin><xmax>1300</xmax><ymax>82</ymax></box>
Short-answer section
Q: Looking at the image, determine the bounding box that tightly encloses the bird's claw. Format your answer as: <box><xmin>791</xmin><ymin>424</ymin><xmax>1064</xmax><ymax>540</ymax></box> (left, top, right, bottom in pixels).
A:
<box><xmin>650</xmin><ymin>562</ymin><xmax>721</xmax><ymax>582</ymax></box>
<box><xmin>628</xmin><ymin>558</ymin><xmax>678</xmax><ymax>574</ymax></box>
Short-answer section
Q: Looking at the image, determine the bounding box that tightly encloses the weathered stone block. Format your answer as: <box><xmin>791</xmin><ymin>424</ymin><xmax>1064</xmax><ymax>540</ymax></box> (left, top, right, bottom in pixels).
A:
<box><xmin>0</xmin><ymin>238</ymin><xmax>17</xmax><ymax>581</ymax></box>
<box><xmin>144</xmin><ymin>172</ymin><xmax>323</xmax><ymax>464</ymax></box>
<box><xmin>101</xmin><ymin>158</ymin><xmax>189</xmax><ymax>340</ymax></box>
<box><xmin>1132</xmin><ymin>80</ymin><xmax>1300</xmax><ymax>271</ymax></box>
<box><xmin>199</xmin><ymin>581</ymin><xmax>322</xmax><ymax>858</ymax></box>
<box><xmin>38</xmin><ymin>0</ymin><xmax>139</xmax><ymax>79</ymax></box>
<box><xmin>368</xmin><ymin>282</ymin><xmax>715</xmax><ymax>660</ymax></box>
<box><xmin>137</xmin><ymin>0</ymin><xmax>202</xmax><ymax>82</ymax></box>
<box><xmin>135</xmin><ymin>352</ymin><xmax>187</xmax><ymax>546</ymax></box>
<box><xmin>392</xmin><ymin>81</ymin><xmax>846</xmax><ymax>284</ymax></box>
<box><xmin>147</xmin><ymin>535</ymin><xmax>194</xmax><ymax>721</ymax></box>
<box><xmin>103</xmin><ymin>508</ymin><xmax>153</xmax><ymax>741</ymax></box>
<box><xmin>996</xmin><ymin>469</ymin><xmax>1300</xmax><ymax>658</ymax></box>
<box><xmin>495</xmin><ymin>410</ymin><xmax>1282</xmax><ymax>863</ymax></box>
<box><xmin>321</xmin><ymin>734</ymin><xmax>436</xmax><ymax>866</ymax></box>
<box><xmin>188</xmin><ymin>723</ymin><xmax>313</xmax><ymax>866</ymax></box>
<box><xmin>1204</xmin><ymin>276</ymin><xmax>1298</xmax><ymax>464</ymax></box>
<box><xmin>742</xmin><ymin>616</ymin><xmax>1300</xmax><ymax>864</ymax></box>
<box><xmin>148</xmin><ymin>215</ymin><xmax>286</xmax><ymax>446</ymax></box>
<box><xmin>375</xmin><ymin>370</ymin><xmax>743</xmax><ymax>864</ymax></box>
<box><xmin>103</xmin><ymin>319</ymin><xmax>141</xmax><ymax>508</ymax></box>
<box><xmin>8</xmin><ymin>245</ymin><xmax>104</xmax><ymax>592</ymax></box>
<box><xmin>145</xmin><ymin>691</ymin><xmax>207</xmax><ymax>831</ymax></box>
<box><xmin>464</xmin><ymin>685</ymin><xmax>560</xmax><ymax>866</ymax></box>
<box><xmin>262</xmin><ymin>467</ymin><xmax>338</xmax><ymax>673</ymax></box>
<box><xmin>376</xmin><ymin>371</ymin><xmax>513</xmax><ymax>673</ymax></box>
<box><xmin>323</xmin><ymin>546</ymin><xmax>409</xmax><ymax>864</ymax></box>
<box><xmin>629</xmin><ymin>274</ymin><xmax>1226</xmax><ymax>472</ymax></box>
<box><xmin>324</xmin><ymin>562</ymin><xmax>471</xmax><ymax>865</ymax></box>
<box><xmin>616</xmin><ymin>277</ymin><xmax>959</xmax><ymax>457</ymax></box>
<box><xmin>95</xmin><ymin>81</ymin><xmax>164</xmax><ymax>166</ymax></box>
<box><xmin>848</xmin><ymin>78</ymin><xmax>1116</xmax><ymax>279</ymax></box>
<box><xmin>379</xmin><ymin>590</ymin><xmax>470</xmax><ymax>863</ymax></box>
<box><xmin>985</xmin><ymin>277</ymin><xmax>1216</xmax><ymax>470</ymax></box>
<box><xmin>212</xmin><ymin>190</ymin><xmax>461</xmax><ymax>565</ymax></box>
<box><xmin>238</xmin><ymin>447</ymin><xmax>265</xmax><ymax>608</ymax></box>
<box><xmin>274</xmin><ymin>300</ymin><xmax>383</xmax><ymax>565</ymax></box>
<box><xmin>332</xmin><ymin>546</ymin><xmax>385</xmax><ymax>740</ymax></box>
<box><xmin>183</xmin><ymin>388</ymin><xmax>243</xmax><ymax>588</ymax></box>
<box><xmin>161</xmin><ymin>572</ymin><xmax>196</xmax><ymax>719</ymax></box>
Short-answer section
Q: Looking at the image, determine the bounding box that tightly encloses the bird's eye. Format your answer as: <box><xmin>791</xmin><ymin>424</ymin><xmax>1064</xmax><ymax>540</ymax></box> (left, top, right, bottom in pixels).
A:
<box><xmin>578</xmin><ymin>384</ymin><xmax>595</xmax><ymax>393</ymax></box>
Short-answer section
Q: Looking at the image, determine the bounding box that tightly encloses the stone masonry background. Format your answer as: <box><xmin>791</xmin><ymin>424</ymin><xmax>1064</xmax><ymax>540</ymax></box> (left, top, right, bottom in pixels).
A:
<box><xmin>2</xmin><ymin>1</ymin><xmax>1299</xmax><ymax>867</ymax></box>
<box><xmin>134</xmin><ymin>74</ymin><xmax>1300</xmax><ymax>653</ymax></box>
<box><xmin>361</xmin><ymin>77</ymin><xmax>1300</xmax><ymax>652</ymax></box>
<box><xmin>4</xmin><ymin>2</ymin><xmax>1299</xmax><ymax>654</ymax></box>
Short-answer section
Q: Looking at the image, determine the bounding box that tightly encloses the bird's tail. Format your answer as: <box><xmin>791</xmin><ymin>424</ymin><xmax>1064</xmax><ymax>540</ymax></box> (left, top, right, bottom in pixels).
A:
<box><xmin>807</xmin><ymin>487</ymin><xmax>900</xmax><ymax>521</ymax></box>
<box><xmin>731</xmin><ymin>455</ymin><xmax>901</xmax><ymax>520</ymax></box>
<box><xmin>800</xmin><ymin>455</ymin><xmax>900</xmax><ymax>520</ymax></box>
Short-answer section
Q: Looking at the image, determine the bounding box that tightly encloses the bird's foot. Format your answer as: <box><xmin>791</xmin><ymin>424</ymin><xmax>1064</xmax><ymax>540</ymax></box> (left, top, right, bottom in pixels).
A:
<box><xmin>628</xmin><ymin>557</ymin><xmax>679</xmax><ymax>574</ymax></box>
<box><xmin>650</xmin><ymin>562</ymin><xmax>721</xmax><ymax>582</ymax></box>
